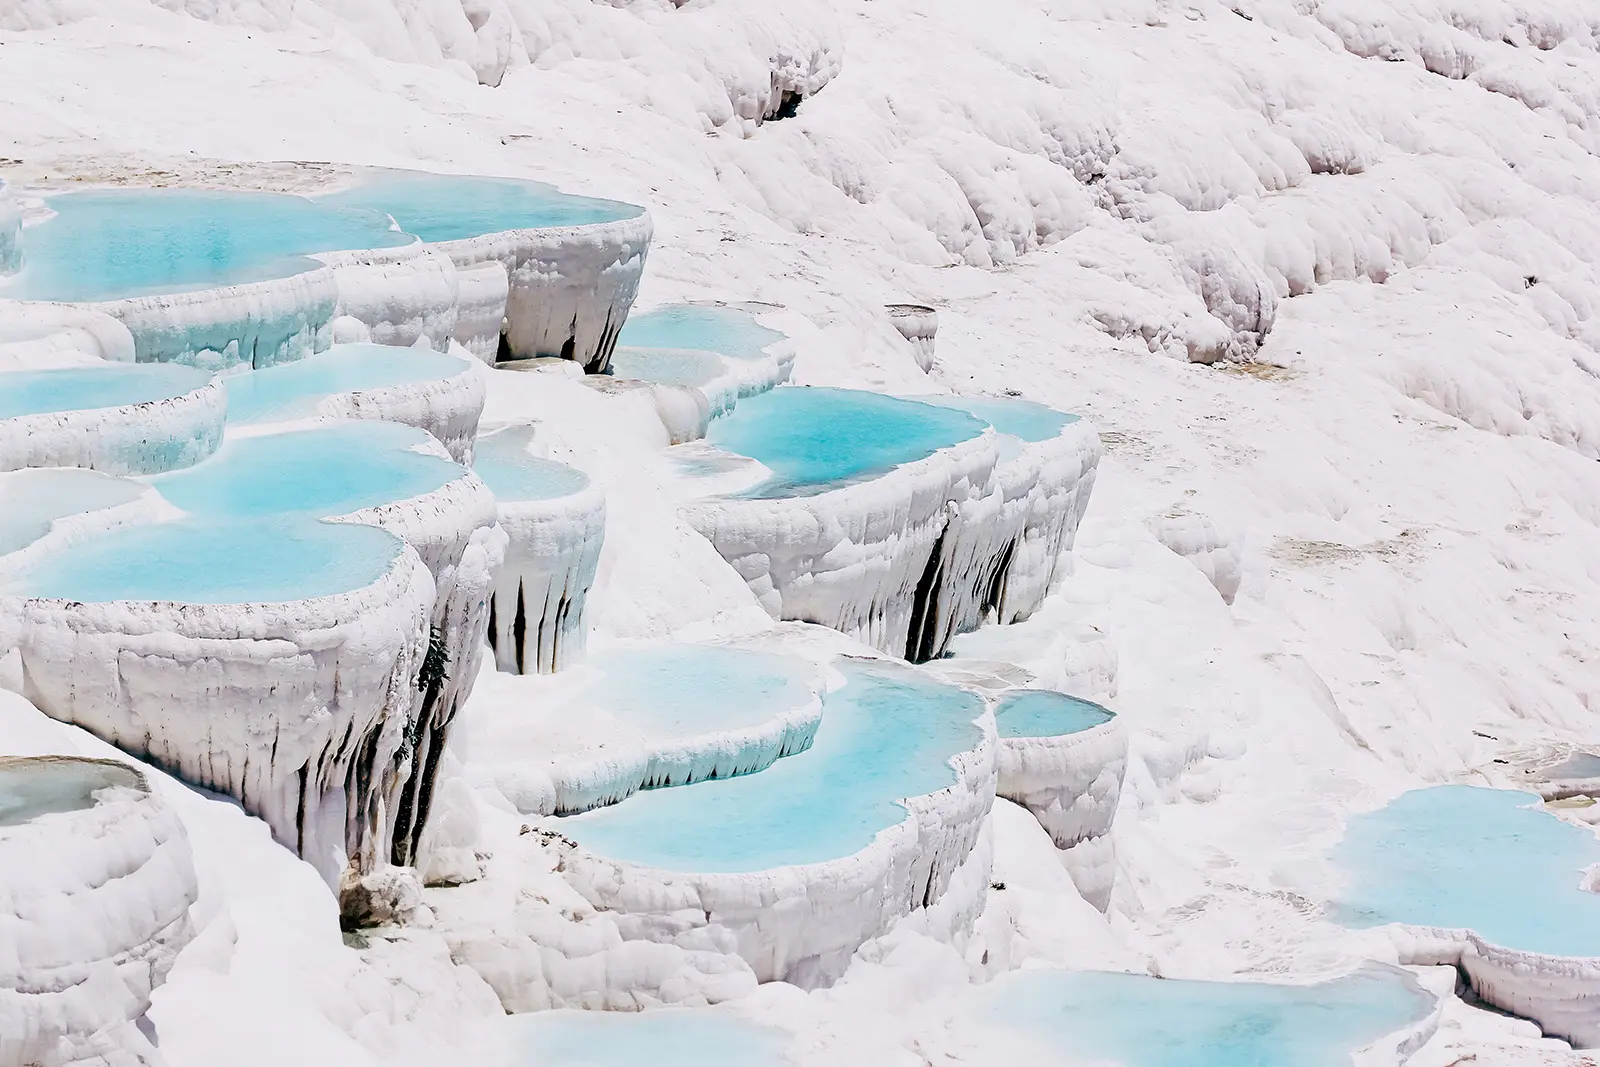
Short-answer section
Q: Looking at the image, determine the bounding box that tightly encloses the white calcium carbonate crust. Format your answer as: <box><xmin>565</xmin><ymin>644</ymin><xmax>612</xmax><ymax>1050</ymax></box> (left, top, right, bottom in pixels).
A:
<box><xmin>89</xmin><ymin>268</ymin><xmax>338</xmax><ymax>370</ymax></box>
<box><xmin>434</xmin><ymin>211</ymin><xmax>652</xmax><ymax>373</ymax></box>
<box><xmin>683</xmin><ymin>432</ymin><xmax>999</xmax><ymax>660</ymax></box>
<box><xmin>315</xmin><ymin>244</ymin><xmax>466</xmax><ymax>353</ymax></box>
<box><xmin>0</xmin><ymin>302</ymin><xmax>136</xmax><ymax>367</ymax></box>
<box><xmin>552</xmin><ymin>727</ymin><xmax>997</xmax><ymax>989</ymax></box>
<box><xmin>0</xmin><ymin>755</ymin><xmax>200</xmax><ymax>1067</ymax></box>
<box><xmin>0</xmin><ymin>374</ymin><xmax>226</xmax><ymax>476</ymax></box>
<box><xmin>6</xmin><ymin>547</ymin><xmax>435</xmax><ymax>890</ymax></box>
<box><xmin>488</xmin><ymin>474</ymin><xmax>606</xmax><ymax>676</ymax></box>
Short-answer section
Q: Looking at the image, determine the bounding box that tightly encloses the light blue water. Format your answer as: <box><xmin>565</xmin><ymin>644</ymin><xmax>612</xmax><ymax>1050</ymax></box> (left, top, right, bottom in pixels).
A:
<box><xmin>966</xmin><ymin>966</ymin><xmax>1433</xmax><ymax>1067</ymax></box>
<box><xmin>1</xmin><ymin>515</ymin><xmax>402</xmax><ymax>603</ymax></box>
<box><xmin>994</xmin><ymin>689</ymin><xmax>1114</xmax><ymax>739</ymax></box>
<box><xmin>0</xmin><ymin>469</ymin><xmax>146</xmax><ymax>556</ymax></box>
<box><xmin>224</xmin><ymin>343</ymin><xmax>472</xmax><ymax>424</ymax></box>
<box><xmin>0</xmin><ymin>364</ymin><xmax>212</xmax><ymax>419</ymax></box>
<box><xmin>1330</xmin><ymin>785</ymin><xmax>1600</xmax><ymax>957</ymax></box>
<box><xmin>617</xmin><ymin>304</ymin><xmax>785</xmax><ymax>361</ymax></box>
<box><xmin>607</xmin><ymin>347</ymin><xmax>726</xmax><ymax>389</ymax></box>
<box><xmin>918</xmin><ymin>395</ymin><xmax>1077</xmax><ymax>443</ymax></box>
<box><xmin>153</xmin><ymin>422</ymin><xmax>465</xmax><ymax>518</ymax></box>
<box><xmin>0</xmin><ymin>759</ymin><xmax>144</xmax><ymax>827</ymax></box>
<box><xmin>317</xmin><ymin>170</ymin><xmax>640</xmax><ymax>242</ymax></box>
<box><xmin>561</xmin><ymin>659</ymin><xmax>985</xmax><ymax>872</ymax></box>
<box><xmin>590</xmin><ymin>646</ymin><xmax>816</xmax><ymax>737</ymax></box>
<box><xmin>0</xmin><ymin>188</ymin><xmax>409</xmax><ymax>302</ymax></box>
<box><xmin>499</xmin><ymin>1009</ymin><xmax>789</xmax><ymax>1067</ymax></box>
<box><xmin>704</xmin><ymin>387</ymin><xmax>986</xmax><ymax>498</ymax></box>
<box><xmin>473</xmin><ymin>428</ymin><xmax>590</xmax><ymax>502</ymax></box>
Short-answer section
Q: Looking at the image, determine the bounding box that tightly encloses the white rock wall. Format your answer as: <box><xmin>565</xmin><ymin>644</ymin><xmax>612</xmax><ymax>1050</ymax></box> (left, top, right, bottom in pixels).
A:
<box><xmin>316</xmin><ymin>245</ymin><xmax>465</xmax><ymax>353</ymax></box>
<box><xmin>995</xmin><ymin>715</ymin><xmax>1127</xmax><ymax>909</ymax></box>
<box><xmin>553</xmin><ymin>728</ymin><xmax>997</xmax><ymax>988</ymax></box>
<box><xmin>89</xmin><ymin>269</ymin><xmax>339</xmax><ymax>370</ymax></box>
<box><xmin>0</xmin><ymin>376</ymin><xmax>226</xmax><ymax>476</ymax></box>
<box><xmin>312</xmin><ymin>360</ymin><xmax>487</xmax><ymax>464</ymax></box>
<box><xmin>329</xmin><ymin>464</ymin><xmax>506</xmax><ymax>869</ymax></box>
<box><xmin>6</xmin><ymin>549</ymin><xmax>435</xmax><ymax>891</ymax></box>
<box><xmin>0</xmin><ymin>756</ymin><xmax>199</xmax><ymax>1067</ymax></box>
<box><xmin>436</xmin><ymin>212</ymin><xmax>652</xmax><ymax>373</ymax></box>
<box><xmin>487</xmin><ymin>475</ymin><xmax>606</xmax><ymax>676</ymax></box>
<box><xmin>0</xmin><ymin>181</ymin><xmax>18</xmax><ymax>277</ymax></box>
<box><xmin>683</xmin><ymin>434</ymin><xmax>999</xmax><ymax>660</ymax></box>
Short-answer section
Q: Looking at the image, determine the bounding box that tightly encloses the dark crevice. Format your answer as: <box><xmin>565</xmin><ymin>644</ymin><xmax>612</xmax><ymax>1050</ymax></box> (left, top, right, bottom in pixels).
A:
<box><xmin>981</xmin><ymin>538</ymin><xmax>1017</xmax><ymax>619</ymax></box>
<box><xmin>486</xmin><ymin>593</ymin><xmax>499</xmax><ymax>658</ymax></box>
<box><xmin>513</xmin><ymin>582</ymin><xmax>528</xmax><ymax>675</ymax></box>
<box><xmin>495</xmin><ymin>329</ymin><xmax>513</xmax><ymax>364</ymax></box>
<box><xmin>904</xmin><ymin>528</ymin><xmax>948</xmax><ymax>663</ymax></box>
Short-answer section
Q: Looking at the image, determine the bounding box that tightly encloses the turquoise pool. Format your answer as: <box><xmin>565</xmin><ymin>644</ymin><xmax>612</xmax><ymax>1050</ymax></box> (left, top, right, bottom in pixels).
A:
<box><xmin>618</xmin><ymin>304</ymin><xmax>784</xmax><ymax>361</ymax></box>
<box><xmin>224</xmin><ymin>343</ymin><xmax>472</xmax><ymax>424</ymax></box>
<box><xmin>561</xmin><ymin>659</ymin><xmax>985</xmax><ymax>872</ymax></box>
<box><xmin>994</xmin><ymin>689</ymin><xmax>1114</xmax><ymax>739</ymax></box>
<box><xmin>0</xmin><ymin>363</ymin><xmax>212</xmax><ymax>420</ymax></box>
<box><xmin>317</xmin><ymin>170</ymin><xmax>641</xmax><ymax>242</ymax></box>
<box><xmin>473</xmin><ymin>427</ymin><xmax>590</xmax><ymax>502</ymax></box>
<box><xmin>963</xmin><ymin>966</ymin><xmax>1433</xmax><ymax>1067</ymax></box>
<box><xmin>1</xmin><ymin>515</ymin><xmax>403</xmax><ymax>604</ymax></box>
<box><xmin>0</xmin><ymin>188</ymin><xmax>409</xmax><ymax>302</ymax></box>
<box><xmin>152</xmin><ymin>422</ymin><xmax>466</xmax><ymax>519</ymax></box>
<box><xmin>0</xmin><ymin>758</ymin><xmax>145</xmax><ymax>828</ymax></box>
<box><xmin>704</xmin><ymin>387</ymin><xmax>986</xmax><ymax>498</ymax></box>
<box><xmin>1330</xmin><ymin>785</ymin><xmax>1600</xmax><ymax>957</ymax></box>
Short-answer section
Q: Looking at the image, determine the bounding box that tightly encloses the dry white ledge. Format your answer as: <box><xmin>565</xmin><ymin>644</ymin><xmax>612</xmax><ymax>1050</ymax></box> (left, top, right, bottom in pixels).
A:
<box><xmin>550</xmin><ymin>724</ymin><xmax>997</xmax><ymax>989</ymax></box>
<box><xmin>0</xmin><ymin>755</ymin><xmax>199</xmax><ymax>1067</ymax></box>
<box><xmin>0</xmin><ymin>374</ymin><xmax>226</xmax><ymax>476</ymax></box>
<box><xmin>434</xmin><ymin>212</ymin><xmax>653</xmax><ymax>373</ymax></box>
<box><xmin>0</xmin><ymin>302</ymin><xmax>136</xmax><ymax>367</ymax></box>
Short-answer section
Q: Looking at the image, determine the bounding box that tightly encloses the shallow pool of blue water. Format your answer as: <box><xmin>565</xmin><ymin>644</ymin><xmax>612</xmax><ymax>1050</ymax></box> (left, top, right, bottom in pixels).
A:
<box><xmin>607</xmin><ymin>347</ymin><xmax>726</xmax><ymax>389</ymax></box>
<box><xmin>498</xmin><ymin>1009</ymin><xmax>788</xmax><ymax>1067</ymax></box>
<box><xmin>965</xmin><ymin>966</ymin><xmax>1433</xmax><ymax>1067</ymax></box>
<box><xmin>0</xmin><ymin>363</ymin><xmax>212</xmax><ymax>420</ymax></box>
<box><xmin>0</xmin><ymin>188</ymin><xmax>409</xmax><ymax>302</ymax></box>
<box><xmin>994</xmin><ymin>689</ymin><xmax>1114</xmax><ymax>739</ymax></box>
<box><xmin>473</xmin><ymin>427</ymin><xmax>590</xmax><ymax>502</ymax></box>
<box><xmin>1330</xmin><ymin>785</ymin><xmax>1600</xmax><ymax>957</ymax></box>
<box><xmin>153</xmin><ymin>421</ymin><xmax>465</xmax><ymax>518</ymax></box>
<box><xmin>0</xmin><ymin>759</ymin><xmax>145</xmax><ymax>828</ymax></box>
<box><xmin>1</xmin><ymin>515</ymin><xmax>403</xmax><ymax>603</ymax></box>
<box><xmin>317</xmin><ymin>170</ymin><xmax>640</xmax><ymax>243</ymax></box>
<box><xmin>918</xmin><ymin>394</ymin><xmax>1077</xmax><ymax>443</ymax></box>
<box><xmin>618</xmin><ymin>304</ymin><xmax>784</xmax><ymax>361</ymax></box>
<box><xmin>561</xmin><ymin>658</ymin><xmax>985</xmax><ymax>872</ymax></box>
<box><xmin>588</xmin><ymin>646</ymin><xmax>816</xmax><ymax>739</ymax></box>
<box><xmin>224</xmin><ymin>343</ymin><xmax>472</xmax><ymax>424</ymax></box>
<box><xmin>705</xmin><ymin>387</ymin><xmax>986</xmax><ymax>498</ymax></box>
<box><xmin>0</xmin><ymin>469</ymin><xmax>147</xmax><ymax>556</ymax></box>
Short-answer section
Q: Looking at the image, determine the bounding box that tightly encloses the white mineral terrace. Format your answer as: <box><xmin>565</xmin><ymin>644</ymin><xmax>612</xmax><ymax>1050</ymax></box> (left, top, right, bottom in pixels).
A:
<box><xmin>679</xmin><ymin>387</ymin><xmax>1099</xmax><ymax>662</ymax></box>
<box><xmin>467</xmin><ymin>643</ymin><xmax>823</xmax><ymax>815</ymax></box>
<box><xmin>0</xmin><ymin>755</ymin><xmax>198</xmax><ymax>1067</ymax></box>
<box><xmin>0</xmin><ymin>362</ymin><xmax>225</xmax><ymax>475</ymax></box>
<box><xmin>548</xmin><ymin>658</ymin><xmax>995</xmax><ymax>987</ymax></box>
<box><xmin>0</xmin><ymin>172</ymin><xmax>650</xmax><ymax>373</ymax></box>
<box><xmin>473</xmin><ymin>424</ymin><xmax>605</xmax><ymax>675</ymax></box>
<box><xmin>223</xmin><ymin>342</ymin><xmax>486</xmax><ymax>464</ymax></box>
